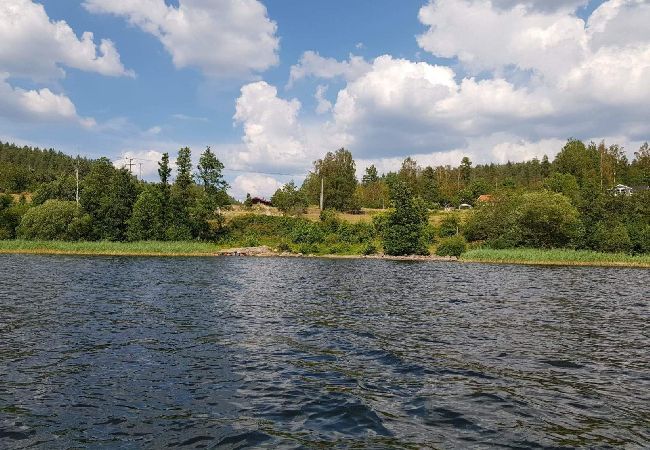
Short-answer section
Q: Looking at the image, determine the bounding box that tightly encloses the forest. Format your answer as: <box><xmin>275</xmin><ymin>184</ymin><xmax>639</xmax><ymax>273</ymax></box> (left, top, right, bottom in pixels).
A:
<box><xmin>1</xmin><ymin>139</ymin><xmax>649</xmax><ymax>257</ymax></box>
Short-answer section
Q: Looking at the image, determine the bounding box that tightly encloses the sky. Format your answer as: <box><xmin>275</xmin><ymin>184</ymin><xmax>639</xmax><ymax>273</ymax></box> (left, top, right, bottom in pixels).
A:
<box><xmin>1</xmin><ymin>0</ymin><xmax>649</xmax><ymax>198</ymax></box>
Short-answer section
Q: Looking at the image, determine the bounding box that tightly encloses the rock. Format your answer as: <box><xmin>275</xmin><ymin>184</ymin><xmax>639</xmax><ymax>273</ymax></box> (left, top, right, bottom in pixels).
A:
<box><xmin>216</xmin><ymin>246</ymin><xmax>274</xmax><ymax>257</ymax></box>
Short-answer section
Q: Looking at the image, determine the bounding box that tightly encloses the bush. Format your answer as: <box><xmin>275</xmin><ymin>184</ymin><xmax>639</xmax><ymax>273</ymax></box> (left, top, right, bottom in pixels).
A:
<box><xmin>277</xmin><ymin>241</ymin><xmax>292</xmax><ymax>252</ymax></box>
<box><xmin>463</xmin><ymin>191</ymin><xmax>582</xmax><ymax>249</ymax></box>
<box><xmin>291</xmin><ymin>221</ymin><xmax>324</xmax><ymax>244</ymax></box>
<box><xmin>271</xmin><ymin>181</ymin><xmax>308</xmax><ymax>215</ymax></box>
<box><xmin>436</xmin><ymin>236</ymin><xmax>467</xmax><ymax>257</ymax></box>
<box><xmin>164</xmin><ymin>224</ymin><xmax>193</xmax><ymax>241</ymax></box>
<box><xmin>0</xmin><ymin>194</ymin><xmax>26</xmax><ymax>239</ymax></box>
<box><xmin>439</xmin><ymin>213</ymin><xmax>461</xmax><ymax>237</ymax></box>
<box><xmin>298</xmin><ymin>242</ymin><xmax>319</xmax><ymax>255</ymax></box>
<box><xmin>17</xmin><ymin>200</ymin><xmax>91</xmax><ymax>241</ymax></box>
<box><xmin>362</xmin><ymin>241</ymin><xmax>378</xmax><ymax>255</ymax></box>
<box><xmin>591</xmin><ymin>222</ymin><xmax>632</xmax><ymax>253</ymax></box>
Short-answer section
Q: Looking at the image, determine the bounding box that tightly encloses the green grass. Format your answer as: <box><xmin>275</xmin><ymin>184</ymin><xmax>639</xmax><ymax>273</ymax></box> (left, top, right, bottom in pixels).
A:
<box><xmin>0</xmin><ymin>240</ymin><xmax>223</xmax><ymax>257</ymax></box>
<box><xmin>462</xmin><ymin>248</ymin><xmax>650</xmax><ymax>268</ymax></box>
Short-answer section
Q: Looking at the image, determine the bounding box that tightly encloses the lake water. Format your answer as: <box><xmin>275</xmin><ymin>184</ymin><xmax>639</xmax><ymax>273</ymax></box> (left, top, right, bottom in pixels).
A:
<box><xmin>0</xmin><ymin>255</ymin><xmax>648</xmax><ymax>448</ymax></box>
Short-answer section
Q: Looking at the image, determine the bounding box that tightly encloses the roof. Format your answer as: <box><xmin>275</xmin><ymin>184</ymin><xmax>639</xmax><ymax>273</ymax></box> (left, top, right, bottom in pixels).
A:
<box><xmin>477</xmin><ymin>194</ymin><xmax>494</xmax><ymax>202</ymax></box>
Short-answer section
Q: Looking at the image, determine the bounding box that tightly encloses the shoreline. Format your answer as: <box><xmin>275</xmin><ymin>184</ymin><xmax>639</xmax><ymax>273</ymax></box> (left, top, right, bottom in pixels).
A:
<box><xmin>1</xmin><ymin>242</ymin><xmax>649</xmax><ymax>268</ymax></box>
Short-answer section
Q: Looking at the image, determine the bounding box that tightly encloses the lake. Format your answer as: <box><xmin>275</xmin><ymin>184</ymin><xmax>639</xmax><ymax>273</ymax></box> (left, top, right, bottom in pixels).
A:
<box><xmin>0</xmin><ymin>255</ymin><xmax>648</xmax><ymax>448</ymax></box>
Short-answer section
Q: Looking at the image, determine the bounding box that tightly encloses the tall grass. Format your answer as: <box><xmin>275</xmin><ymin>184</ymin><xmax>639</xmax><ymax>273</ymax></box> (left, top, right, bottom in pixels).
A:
<box><xmin>0</xmin><ymin>240</ymin><xmax>222</xmax><ymax>256</ymax></box>
<box><xmin>462</xmin><ymin>248</ymin><xmax>650</xmax><ymax>268</ymax></box>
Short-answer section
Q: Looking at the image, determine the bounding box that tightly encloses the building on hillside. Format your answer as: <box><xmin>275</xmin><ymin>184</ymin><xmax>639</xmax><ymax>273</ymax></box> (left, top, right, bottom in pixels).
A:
<box><xmin>476</xmin><ymin>194</ymin><xmax>494</xmax><ymax>204</ymax></box>
<box><xmin>251</xmin><ymin>197</ymin><xmax>272</xmax><ymax>206</ymax></box>
<box><xmin>609</xmin><ymin>184</ymin><xmax>633</xmax><ymax>197</ymax></box>
<box><xmin>459</xmin><ymin>203</ymin><xmax>473</xmax><ymax>210</ymax></box>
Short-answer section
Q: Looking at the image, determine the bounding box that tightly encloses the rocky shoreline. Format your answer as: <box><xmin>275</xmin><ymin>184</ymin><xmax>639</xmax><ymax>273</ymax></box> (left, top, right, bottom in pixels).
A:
<box><xmin>215</xmin><ymin>246</ymin><xmax>458</xmax><ymax>262</ymax></box>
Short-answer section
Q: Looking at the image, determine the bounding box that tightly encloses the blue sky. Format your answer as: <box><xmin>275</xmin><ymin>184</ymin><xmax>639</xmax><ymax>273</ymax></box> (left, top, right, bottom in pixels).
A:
<box><xmin>1</xmin><ymin>0</ymin><xmax>648</xmax><ymax>198</ymax></box>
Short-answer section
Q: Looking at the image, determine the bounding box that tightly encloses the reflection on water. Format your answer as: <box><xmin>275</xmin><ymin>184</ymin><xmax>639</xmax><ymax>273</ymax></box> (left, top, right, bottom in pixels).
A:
<box><xmin>0</xmin><ymin>255</ymin><xmax>648</xmax><ymax>448</ymax></box>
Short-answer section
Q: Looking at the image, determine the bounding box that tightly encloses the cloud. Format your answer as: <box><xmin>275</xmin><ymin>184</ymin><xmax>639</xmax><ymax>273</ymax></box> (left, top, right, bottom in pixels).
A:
<box><xmin>233</xmin><ymin>81</ymin><xmax>307</xmax><ymax>171</ymax></box>
<box><xmin>113</xmin><ymin>149</ymin><xmax>165</xmax><ymax>179</ymax></box>
<box><xmin>288</xmin><ymin>51</ymin><xmax>371</xmax><ymax>87</ymax></box>
<box><xmin>0</xmin><ymin>74</ymin><xmax>96</xmax><ymax>127</ymax></box>
<box><xmin>231</xmin><ymin>173</ymin><xmax>284</xmax><ymax>199</ymax></box>
<box><xmin>0</xmin><ymin>0</ymin><xmax>132</xmax><ymax>81</ymax></box>
<box><xmin>314</xmin><ymin>85</ymin><xmax>333</xmax><ymax>114</ymax></box>
<box><xmin>331</xmin><ymin>55</ymin><xmax>553</xmax><ymax>158</ymax></box>
<box><xmin>83</xmin><ymin>0</ymin><xmax>279</xmax><ymax>78</ymax></box>
<box><xmin>172</xmin><ymin>113</ymin><xmax>209</xmax><ymax>122</ymax></box>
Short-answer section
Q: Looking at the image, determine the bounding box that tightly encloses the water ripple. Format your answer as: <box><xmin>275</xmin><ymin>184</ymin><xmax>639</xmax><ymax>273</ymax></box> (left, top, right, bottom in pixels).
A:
<box><xmin>0</xmin><ymin>255</ymin><xmax>648</xmax><ymax>448</ymax></box>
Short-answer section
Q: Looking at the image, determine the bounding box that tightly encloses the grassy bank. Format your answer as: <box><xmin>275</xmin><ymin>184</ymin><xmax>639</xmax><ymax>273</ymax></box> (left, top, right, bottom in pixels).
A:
<box><xmin>2</xmin><ymin>241</ymin><xmax>649</xmax><ymax>268</ymax></box>
<box><xmin>461</xmin><ymin>248</ymin><xmax>650</xmax><ymax>268</ymax></box>
<box><xmin>0</xmin><ymin>240</ymin><xmax>222</xmax><ymax>257</ymax></box>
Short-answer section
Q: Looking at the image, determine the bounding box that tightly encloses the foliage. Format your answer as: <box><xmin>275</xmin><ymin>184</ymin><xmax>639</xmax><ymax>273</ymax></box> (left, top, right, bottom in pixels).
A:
<box><xmin>439</xmin><ymin>213</ymin><xmax>461</xmax><ymax>237</ymax></box>
<box><xmin>383</xmin><ymin>181</ymin><xmax>430</xmax><ymax>256</ymax></box>
<box><xmin>80</xmin><ymin>159</ymin><xmax>139</xmax><ymax>241</ymax></box>
<box><xmin>272</xmin><ymin>181</ymin><xmax>308</xmax><ymax>215</ymax></box>
<box><xmin>0</xmin><ymin>194</ymin><xmax>27</xmax><ymax>239</ymax></box>
<box><xmin>465</xmin><ymin>191</ymin><xmax>583</xmax><ymax>249</ymax></box>
<box><xmin>362</xmin><ymin>241</ymin><xmax>378</xmax><ymax>255</ymax></box>
<box><xmin>436</xmin><ymin>236</ymin><xmax>467</xmax><ymax>257</ymax></box>
<box><xmin>302</xmin><ymin>148</ymin><xmax>358</xmax><ymax>211</ymax></box>
<box><xmin>17</xmin><ymin>200</ymin><xmax>91</xmax><ymax>241</ymax></box>
<box><xmin>128</xmin><ymin>186</ymin><xmax>166</xmax><ymax>241</ymax></box>
<box><xmin>32</xmin><ymin>176</ymin><xmax>77</xmax><ymax>205</ymax></box>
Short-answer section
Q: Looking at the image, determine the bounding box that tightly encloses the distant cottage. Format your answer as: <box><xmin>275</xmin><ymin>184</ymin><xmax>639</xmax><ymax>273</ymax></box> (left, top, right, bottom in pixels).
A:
<box><xmin>610</xmin><ymin>184</ymin><xmax>633</xmax><ymax>197</ymax></box>
<box><xmin>477</xmin><ymin>194</ymin><xmax>494</xmax><ymax>203</ymax></box>
<box><xmin>251</xmin><ymin>197</ymin><xmax>272</xmax><ymax>206</ymax></box>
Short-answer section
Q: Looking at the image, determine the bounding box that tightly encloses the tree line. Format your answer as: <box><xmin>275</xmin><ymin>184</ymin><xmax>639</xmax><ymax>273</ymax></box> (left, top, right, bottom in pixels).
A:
<box><xmin>1</xmin><ymin>139</ymin><xmax>649</xmax><ymax>256</ymax></box>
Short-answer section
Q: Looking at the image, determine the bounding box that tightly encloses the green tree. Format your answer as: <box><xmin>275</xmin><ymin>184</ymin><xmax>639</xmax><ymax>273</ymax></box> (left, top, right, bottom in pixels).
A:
<box><xmin>544</xmin><ymin>172</ymin><xmax>581</xmax><ymax>204</ymax></box>
<box><xmin>158</xmin><ymin>152</ymin><xmax>172</xmax><ymax>229</ymax></box>
<box><xmin>272</xmin><ymin>181</ymin><xmax>308</xmax><ymax>215</ymax></box>
<box><xmin>80</xmin><ymin>158</ymin><xmax>139</xmax><ymax>241</ymax></box>
<box><xmin>0</xmin><ymin>194</ymin><xmax>27</xmax><ymax>239</ymax></box>
<box><xmin>17</xmin><ymin>200</ymin><xmax>91</xmax><ymax>241</ymax></box>
<box><xmin>419</xmin><ymin>166</ymin><xmax>440</xmax><ymax>206</ymax></box>
<box><xmin>459</xmin><ymin>157</ymin><xmax>472</xmax><ymax>184</ymax></box>
<box><xmin>243</xmin><ymin>193</ymin><xmax>254</xmax><ymax>210</ymax></box>
<box><xmin>303</xmin><ymin>148</ymin><xmax>358</xmax><ymax>211</ymax></box>
<box><xmin>554</xmin><ymin>139</ymin><xmax>598</xmax><ymax>186</ymax></box>
<box><xmin>32</xmin><ymin>176</ymin><xmax>77</xmax><ymax>205</ymax></box>
<box><xmin>362</xmin><ymin>165</ymin><xmax>379</xmax><ymax>185</ymax></box>
<box><xmin>383</xmin><ymin>181</ymin><xmax>429</xmax><ymax>256</ymax></box>
<box><xmin>398</xmin><ymin>157</ymin><xmax>420</xmax><ymax>195</ymax></box>
<box><xmin>127</xmin><ymin>185</ymin><xmax>166</xmax><ymax>241</ymax></box>
<box><xmin>197</xmin><ymin>146</ymin><xmax>229</xmax><ymax>208</ymax></box>
<box><xmin>540</xmin><ymin>154</ymin><xmax>551</xmax><ymax>178</ymax></box>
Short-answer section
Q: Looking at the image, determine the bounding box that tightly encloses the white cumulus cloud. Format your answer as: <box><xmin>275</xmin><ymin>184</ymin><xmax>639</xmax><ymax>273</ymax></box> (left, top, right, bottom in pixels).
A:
<box><xmin>0</xmin><ymin>0</ymin><xmax>132</xmax><ymax>81</ymax></box>
<box><xmin>83</xmin><ymin>0</ymin><xmax>279</xmax><ymax>78</ymax></box>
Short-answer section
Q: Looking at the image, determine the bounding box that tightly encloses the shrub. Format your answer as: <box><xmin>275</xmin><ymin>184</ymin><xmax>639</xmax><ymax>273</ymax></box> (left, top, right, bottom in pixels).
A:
<box><xmin>439</xmin><ymin>213</ymin><xmax>461</xmax><ymax>237</ymax></box>
<box><xmin>277</xmin><ymin>241</ymin><xmax>292</xmax><ymax>253</ymax></box>
<box><xmin>298</xmin><ymin>242</ymin><xmax>319</xmax><ymax>255</ymax></box>
<box><xmin>127</xmin><ymin>186</ymin><xmax>165</xmax><ymax>241</ymax></box>
<box><xmin>362</xmin><ymin>241</ymin><xmax>378</xmax><ymax>255</ymax></box>
<box><xmin>463</xmin><ymin>191</ymin><xmax>582</xmax><ymax>249</ymax></box>
<box><xmin>164</xmin><ymin>224</ymin><xmax>193</xmax><ymax>241</ymax></box>
<box><xmin>436</xmin><ymin>236</ymin><xmax>467</xmax><ymax>257</ymax></box>
<box><xmin>591</xmin><ymin>222</ymin><xmax>632</xmax><ymax>253</ymax></box>
<box><xmin>291</xmin><ymin>221</ymin><xmax>324</xmax><ymax>244</ymax></box>
<box><xmin>271</xmin><ymin>181</ymin><xmax>308</xmax><ymax>215</ymax></box>
<box><xmin>0</xmin><ymin>194</ymin><xmax>26</xmax><ymax>239</ymax></box>
<box><xmin>17</xmin><ymin>200</ymin><xmax>91</xmax><ymax>241</ymax></box>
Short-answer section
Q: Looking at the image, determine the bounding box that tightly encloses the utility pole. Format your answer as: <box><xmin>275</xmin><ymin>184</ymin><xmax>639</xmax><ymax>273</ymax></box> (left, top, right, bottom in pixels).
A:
<box><xmin>319</xmin><ymin>175</ymin><xmax>324</xmax><ymax>211</ymax></box>
<box><xmin>139</xmin><ymin>163</ymin><xmax>143</xmax><ymax>180</ymax></box>
<box><xmin>127</xmin><ymin>158</ymin><xmax>134</xmax><ymax>174</ymax></box>
<box><xmin>75</xmin><ymin>166</ymin><xmax>79</xmax><ymax>205</ymax></box>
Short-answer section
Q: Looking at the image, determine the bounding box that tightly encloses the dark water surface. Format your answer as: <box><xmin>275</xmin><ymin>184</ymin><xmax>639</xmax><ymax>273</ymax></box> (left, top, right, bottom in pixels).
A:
<box><xmin>0</xmin><ymin>255</ymin><xmax>648</xmax><ymax>449</ymax></box>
